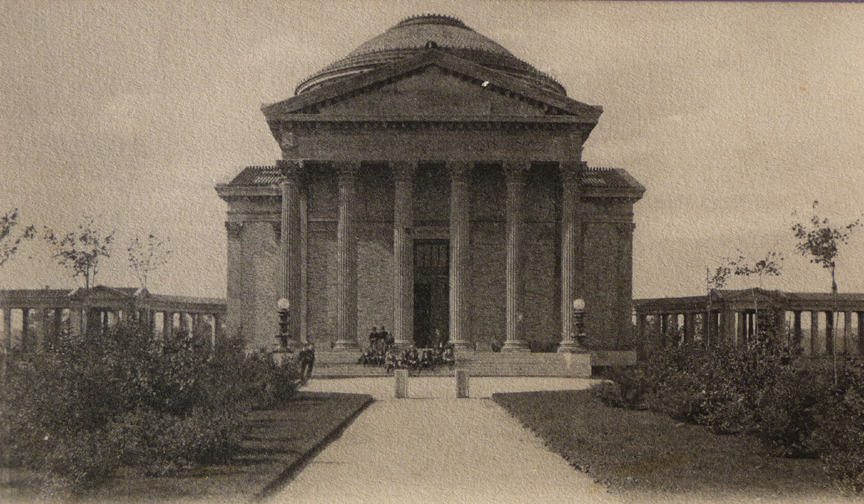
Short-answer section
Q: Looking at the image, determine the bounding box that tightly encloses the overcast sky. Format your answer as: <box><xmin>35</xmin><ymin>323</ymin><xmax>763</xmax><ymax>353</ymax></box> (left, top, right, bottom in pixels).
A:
<box><xmin>2</xmin><ymin>1</ymin><xmax>864</xmax><ymax>299</ymax></box>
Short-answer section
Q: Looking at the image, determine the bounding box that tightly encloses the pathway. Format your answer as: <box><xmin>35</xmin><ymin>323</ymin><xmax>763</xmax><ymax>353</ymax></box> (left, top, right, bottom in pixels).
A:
<box><xmin>263</xmin><ymin>377</ymin><xmax>618</xmax><ymax>504</ymax></box>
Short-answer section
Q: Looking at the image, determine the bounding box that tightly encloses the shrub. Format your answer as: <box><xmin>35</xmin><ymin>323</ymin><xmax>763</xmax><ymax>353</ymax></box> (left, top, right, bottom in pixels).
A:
<box><xmin>1</xmin><ymin>322</ymin><xmax>299</xmax><ymax>491</ymax></box>
<box><xmin>808</xmin><ymin>360</ymin><xmax>864</xmax><ymax>494</ymax></box>
<box><xmin>591</xmin><ymin>366</ymin><xmax>652</xmax><ymax>409</ymax></box>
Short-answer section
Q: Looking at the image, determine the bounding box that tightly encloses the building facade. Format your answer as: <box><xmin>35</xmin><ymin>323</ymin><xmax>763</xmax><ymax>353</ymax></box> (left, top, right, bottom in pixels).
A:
<box><xmin>216</xmin><ymin>15</ymin><xmax>645</xmax><ymax>356</ymax></box>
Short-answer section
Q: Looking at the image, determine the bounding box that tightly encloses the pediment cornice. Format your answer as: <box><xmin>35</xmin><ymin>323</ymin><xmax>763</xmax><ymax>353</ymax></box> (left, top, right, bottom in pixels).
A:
<box><xmin>262</xmin><ymin>49</ymin><xmax>602</xmax><ymax>124</ymax></box>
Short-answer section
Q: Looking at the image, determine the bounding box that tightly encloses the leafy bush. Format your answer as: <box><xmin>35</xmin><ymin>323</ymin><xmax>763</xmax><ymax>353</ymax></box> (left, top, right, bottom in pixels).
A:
<box><xmin>598</xmin><ymin>336</ymin><xmax>864</xmax><ymax>492</ymax></box>
<box><xmin>808</xmin><ymin>360</ymin><xmax>864</xmax><ymax>494</ymax></box>
<box><xmin>1</xmin><ymin>322</ymin><xmax>298</xmax><ymax>490</ymax></box>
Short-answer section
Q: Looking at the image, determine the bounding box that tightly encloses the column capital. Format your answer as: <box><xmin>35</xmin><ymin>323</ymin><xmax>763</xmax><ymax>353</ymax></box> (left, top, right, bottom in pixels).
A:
<box><xmin>560</xmin><ymin>161</ymin><xmax>585</xmax><ymax>187</ymax></box>
<box><xmin>334</xmin><ymin>161</ymin><xmax>359</xmax><ymax>182</ymax></box>
<box><xmin>225</xmin><ymin>221</ymin><xmax>243</xmax><ymax>240</ymax></box>
<box><xmin>503</xmin><ymin>160</ymin><xmax>530</xmax><ymax>183</ymax></box>
<box><xmin>448</xmin><ymin>161</ymin><xmax>473</xmax><ymax>181</ymax></box>
<box><xmin>276</xmin><ymin>159</ymin><xmax>303</xmax><ymax>181</ymax></box>
<box><xmin>391</xmin><ymin>161</ymin><xmax>415</xmax><ymax>182</ymax></box>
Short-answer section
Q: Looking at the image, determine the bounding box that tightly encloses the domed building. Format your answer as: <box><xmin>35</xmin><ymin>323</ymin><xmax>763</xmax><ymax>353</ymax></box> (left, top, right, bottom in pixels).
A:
<box><xmin>216</xmin><ymin>15</ymin><xmax>644</xmax><ymax>372</ymax></box>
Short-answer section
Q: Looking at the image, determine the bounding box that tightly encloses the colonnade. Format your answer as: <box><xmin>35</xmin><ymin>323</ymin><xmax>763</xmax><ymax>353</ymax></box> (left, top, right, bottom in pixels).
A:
<box><xmin>634</xmin><ymin>306</ymin><xmax>864</xmax><ymax>356</ymax></box>
<box><xmin>0</xmin><ymin>296</ymin><xmax>225</xmax><ymax>354</ymax></box>
<box><xmin>276</xmin><ymin>159</ymin><xmax>586</xmax><ymax>352</ymax></box>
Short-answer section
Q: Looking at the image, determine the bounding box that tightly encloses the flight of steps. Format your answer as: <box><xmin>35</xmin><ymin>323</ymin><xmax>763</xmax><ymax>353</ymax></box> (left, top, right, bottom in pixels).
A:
<box><xmin>312</xmin><ymin>350</ymin><xmax>591</xmax><ymax>378</ymax></box>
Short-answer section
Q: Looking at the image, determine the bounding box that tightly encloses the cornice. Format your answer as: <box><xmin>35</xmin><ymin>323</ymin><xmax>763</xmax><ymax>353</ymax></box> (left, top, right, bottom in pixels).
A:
<box><xmin>263</xmin><ymin>50</ymin><xmax>602</xmax><ymax>122</ymax></box>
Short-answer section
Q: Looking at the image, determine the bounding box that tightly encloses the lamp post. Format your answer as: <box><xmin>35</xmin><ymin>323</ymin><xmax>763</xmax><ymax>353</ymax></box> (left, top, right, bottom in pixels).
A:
<box><xmin>277</xmin><ymin>298</ymin><xmax>291</xmax><ymax>349</ymax></box>
<box><xmin>558</xmin><ymin>298</ymin><xmax>588</xmax><ymax>353</ymax></box>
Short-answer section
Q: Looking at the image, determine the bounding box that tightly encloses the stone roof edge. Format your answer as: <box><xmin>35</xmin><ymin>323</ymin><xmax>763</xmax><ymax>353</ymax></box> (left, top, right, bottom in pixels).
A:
<box><xmin>262</xmin><ymin>49</ymin><xmax>601</xmax><ymax>122</ymax></box>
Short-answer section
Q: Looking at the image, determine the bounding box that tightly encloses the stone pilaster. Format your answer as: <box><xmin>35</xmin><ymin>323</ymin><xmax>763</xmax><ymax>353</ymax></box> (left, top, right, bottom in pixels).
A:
<box><xmin>392</xmin><ymin>162</ymin><xmax>415</xmax><ymax>347</ymax></box>
<box><xmin>224</xmin><ymin>221</ymin><xmax>244</xmax><ymax>339</ymax></box>
<box><xmin>449</xmin><ymin>161</ymin><xmax>472</xmax><ymax>349</ymax></box>
<box><xmin>558</xmin><ymin>161</ymin><xmax>582</xmax><ymax>352</ymax></box>
<box><xmin>503</xmin><ymin>161</ymin><xmax>529</xmax><ymax>352</ymax></box>
<box><xmin>334</xmin><ymin>162</ymin><xmax>359</xmax><ymax>350</ymax></box>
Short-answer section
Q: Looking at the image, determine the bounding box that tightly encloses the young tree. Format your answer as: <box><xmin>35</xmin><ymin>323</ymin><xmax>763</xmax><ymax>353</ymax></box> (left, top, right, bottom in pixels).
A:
<box><xmin>0</xmin><ymin>208</ymin><xmax>35</xmax><ymax>267</ymax></box>
<box><xmin>43</xmin><ymin>217</ymin><xmax>115</xmax><ymax>289</ymax></box>
<box><xmin>792</xmin><ymin>201</ymin><xmax>862</xmax><ymax>295</ymax></box>
<box><xmin>792</xmin><ymin>201</ymin><xmax>862</xmax><ymax>383</ymax></box>
<box><xmin>127</xmin><ymin>233</ymin><xmax>171</xmax><ymax>290</ymax></box>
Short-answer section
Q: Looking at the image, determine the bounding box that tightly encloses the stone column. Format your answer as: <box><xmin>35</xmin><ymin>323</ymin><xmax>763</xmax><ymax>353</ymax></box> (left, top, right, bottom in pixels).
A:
<box><xmin>392</xmin><ymin>162</ymin><xmax>415</xmax><ymax>347</ymax></box>
<box><xmin>278</xmin><ymin>160</ymin><xmax>302</xmax><ymax>348</ymax></box>
<box><xmin>736</xmin><ymin>311</ymin><xmax>746</xmax><ymax>347</ymax></box>
<box><xmin>844</xmin><ymin>311</ymin><xmax>853</xmax><ymax>355</ymax></box>
<box><xmin>449</xmin><ymin>161</ymin><xmax>472</xmax><ymax>349</ymax></box>
<box><xmin>684</xmin><ymin>313</ymin><xmax>696</xmax><ymax>344</ymax></box>
<box><xmin>857</xmin><ymin>312</ymin><xmax>864</xmax><ymax>356</ymax></box>
<box><xmin>809</xmin><ymin>311</ymin><xmax>819</xmax><ymax>355</ymax></box>
<box><xmin>558</xmin><ymin>161</ymin><xmax>582</xmax><ymax>352</ymax></box>
<box><xmin>793</xmin><ymin>310</ymin><xmax>802</xmax><ymax>348</ymax></box>
<box><xmin>334</xmin><ymin>162</ymin><xmax>359</xmax><ymax>350</ymax></box>
<box><xmin>165</xmin><ymin>312</ymin><xmax>174</xmax><ymax>339</ymax></box>
<box><xmin>2</xmin><ymin>308</ymin><xmax>11</xmax><ymax>351</ymax></box>
<box><xmin>503</xmin><ymin>161</ymin><xmax>529</xmax><ymax>352</ymax></box>
<box><xmin>825</xmin><ymin>311</ymin><xmax>834</xmax><ymax>356</ymax></box>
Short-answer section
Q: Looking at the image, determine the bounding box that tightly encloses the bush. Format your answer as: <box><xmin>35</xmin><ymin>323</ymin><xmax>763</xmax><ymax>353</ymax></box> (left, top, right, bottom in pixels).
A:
<box><xmin>591</xmin><ymin>366</ymin><xmax>651</xmax><ymax>409</ymax></box>
<box><xmin>808</xmin><ymin>360</ymin><xmax>864</xmax><ymax>494</ymax></box>
<box><xmin>600</xmin><ymin>336</ymin><xmax>864</xmax><ymax>493</ymax></box>
<box><xmin>1</xmin><ymin>322</ymin><xmax>299</xmax><ymax>491</ymax></box>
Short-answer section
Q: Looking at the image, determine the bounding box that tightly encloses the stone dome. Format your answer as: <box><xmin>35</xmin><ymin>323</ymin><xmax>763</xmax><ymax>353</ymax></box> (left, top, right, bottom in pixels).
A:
<box><xmin>295</xmin><ymin>14</ymin><xmax>566</xmax><ymax>96</ymax></box>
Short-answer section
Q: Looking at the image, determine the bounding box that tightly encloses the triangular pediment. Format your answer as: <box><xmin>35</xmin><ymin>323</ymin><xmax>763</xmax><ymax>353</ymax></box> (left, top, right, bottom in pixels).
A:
<box><xmin>262</xmin><ymin>50</ymin><xmax>602</xmax><ymax>122</ymax></box>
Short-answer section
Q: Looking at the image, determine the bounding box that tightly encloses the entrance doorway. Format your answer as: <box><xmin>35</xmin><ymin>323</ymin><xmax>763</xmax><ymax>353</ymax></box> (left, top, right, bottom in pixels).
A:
<box><xmin>413</xmin><ymin>240</ymin><xmax>449</xmax><ymax>347</ymax></box>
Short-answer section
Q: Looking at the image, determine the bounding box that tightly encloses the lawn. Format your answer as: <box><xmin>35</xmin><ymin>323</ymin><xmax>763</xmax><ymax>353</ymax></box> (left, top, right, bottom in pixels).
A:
<box><xmin>493</xmin><ymin>390</ymin><xmax>842</xmax><ymax>500</ymax></box>
<box><xmin>1</xmin><ymin>391</ymin><xmax>373</xmax><ymax>503</ymax></box>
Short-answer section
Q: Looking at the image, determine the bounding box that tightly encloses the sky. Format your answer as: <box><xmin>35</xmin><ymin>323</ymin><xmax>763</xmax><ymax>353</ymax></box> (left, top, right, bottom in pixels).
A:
<box><xmin>2</xmin><ymin>0</ymin><xmax>864</xmax><ymax>300</ymax></box>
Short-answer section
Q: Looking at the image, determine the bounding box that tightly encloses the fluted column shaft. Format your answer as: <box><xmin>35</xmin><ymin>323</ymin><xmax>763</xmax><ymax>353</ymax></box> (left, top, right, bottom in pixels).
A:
<box><xmin>392</xmin><ymin>162</ymin><xmax>414</xmax><ymax>347</ymax></box>
<box><xmin>449</xmin><ymin>162</ymin><xmax>472</xmax><ymax>349</ymax></box>
<box><xmin>278</xmin><ymin>160</ymin><xmax>302</xmax><ymax>348</ymax></box>
<box><xmin>503</xmin><ymin>161</ymin><xmax>529</xmax><ymax>351</ymax></box>
<box><xmin>558</xmin><ymin>162</ymin><xmax>582</xmax><ymax>352</ymax></box>
<box><xmin>334</xmin><ymin>162</ymin><xmax>358</xmax><ymax>350</ymax></box>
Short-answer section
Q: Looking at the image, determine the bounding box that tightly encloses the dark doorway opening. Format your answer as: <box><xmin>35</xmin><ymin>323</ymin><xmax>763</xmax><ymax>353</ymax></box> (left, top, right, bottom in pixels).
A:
<box><xmin>413</xmin><ymin>239</ymin><xmax>449</xmax><ymax>347</ymax></box>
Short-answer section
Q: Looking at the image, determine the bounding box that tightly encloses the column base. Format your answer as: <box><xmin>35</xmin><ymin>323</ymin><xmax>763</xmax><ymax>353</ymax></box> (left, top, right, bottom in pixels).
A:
<box><xmin>449</xmin><ymin>340</ymin><xmax>474</xmax><ymax>350</ymax></box>
<box><xmin>502</xmin><ymin>340</ymin><xmax>530</xmax><ymax>352</ymax></box>
<box><xmin>333</xmin><ymin>340</ymin><xmax>359</xmax><ymax>351</ymax></box>
<box><xmin>557</xmin><ymin>340</ymin><xmax>588</xmax><ymax>354</ymax></box>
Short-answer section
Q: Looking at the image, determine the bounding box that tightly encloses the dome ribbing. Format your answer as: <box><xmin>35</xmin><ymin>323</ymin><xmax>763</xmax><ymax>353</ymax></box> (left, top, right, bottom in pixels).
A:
<box><xmin>295</xmin><ymin>14</ymin><xmax>565</xmax><ymax>96</ymax></box>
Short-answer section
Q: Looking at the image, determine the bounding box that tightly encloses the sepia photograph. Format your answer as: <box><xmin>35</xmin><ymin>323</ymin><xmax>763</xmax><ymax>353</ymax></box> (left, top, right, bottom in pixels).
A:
<box><xmin>1</xmin><ymin>1</ymin><xmax>863</xmax><ymax>503</ymax></box>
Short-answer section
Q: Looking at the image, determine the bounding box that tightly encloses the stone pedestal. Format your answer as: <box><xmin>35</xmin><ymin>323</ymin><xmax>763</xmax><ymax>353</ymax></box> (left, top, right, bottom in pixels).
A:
<box><xmin>456</xmin><ymin>369</ymin><xmax>469</xmax><ymax>398</ymax></box>
<box><xmin>394</xmin><ymin>369</ymin><xmax>409</xmax><ymax>398</ymax></box>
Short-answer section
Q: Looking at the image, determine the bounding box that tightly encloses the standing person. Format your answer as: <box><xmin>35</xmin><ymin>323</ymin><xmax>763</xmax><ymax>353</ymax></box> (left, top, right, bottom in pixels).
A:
<box><xmin>298</xmin><ymin>343</ymin><xmax>315</xmax><ymax>384</ymax></box>
<box><xmin>368</xmin><ymin>326</ymin><xmax>379</xmax><ymax>348</ymax></box>
<box><xmin>380</xmin><ymin>326</ymin><xmax>391</xmax><ymax>348</ymax></box>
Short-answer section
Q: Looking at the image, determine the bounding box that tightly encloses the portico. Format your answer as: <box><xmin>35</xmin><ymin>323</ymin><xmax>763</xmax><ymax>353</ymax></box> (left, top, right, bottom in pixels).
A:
<box><xmin>216</xmin><ymin>15</ymin><xmax>644</xmax><ymax>362</ymax></box>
